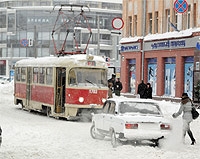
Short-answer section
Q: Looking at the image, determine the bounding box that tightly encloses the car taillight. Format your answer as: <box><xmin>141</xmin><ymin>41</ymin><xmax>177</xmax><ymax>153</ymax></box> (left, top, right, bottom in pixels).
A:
<box><xmin>125</xmin><ymin>123</ymin><xmax>138</xmax><ymax>129</ymax></box>
<box><xmin>160</xmin><ymin>123</ymin><xmax>171</xmax><ymax>130</ymax></box>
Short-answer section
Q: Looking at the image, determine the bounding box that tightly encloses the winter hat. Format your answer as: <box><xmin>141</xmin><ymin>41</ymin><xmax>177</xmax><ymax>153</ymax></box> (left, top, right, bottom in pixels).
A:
<box><xmin>181</xmin><ymin>93</ymin><xmax>188</xmax><ymax>99</ymax></box>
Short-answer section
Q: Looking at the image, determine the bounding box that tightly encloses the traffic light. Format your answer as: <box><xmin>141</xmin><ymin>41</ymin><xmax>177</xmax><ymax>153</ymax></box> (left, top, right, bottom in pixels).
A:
<box><xmin>29</xmin><ymin>38</ymin><xmax>33</xmax><ymax>46</ymax></box>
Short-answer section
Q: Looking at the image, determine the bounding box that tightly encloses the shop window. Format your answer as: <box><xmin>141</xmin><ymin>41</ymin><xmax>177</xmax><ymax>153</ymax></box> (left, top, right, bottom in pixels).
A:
<box><xmin>164</xmin><ymin>58</ymin><xmax>176</xmax><ymax>96</ymax></box>
<box><xmin>147</xmin><ymin>58</ymin><xmax>157</xmax><ymax>95</ymax></box>
<box><xmin>129</xmin><ymin>59</ymin><xmax>136</xmax><ymax>94</ymax></box>
<box><xmin>184</xmin><ymin>57</ymin><xmax>194</xmax><ymax>98</ymax></box>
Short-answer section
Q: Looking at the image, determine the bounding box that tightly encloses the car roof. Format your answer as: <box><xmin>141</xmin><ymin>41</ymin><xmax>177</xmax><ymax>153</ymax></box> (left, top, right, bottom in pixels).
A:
<box><xmin>106</xmin><ymin>96</ymin><xmax>159</xmax><ymax>104</ymax></box>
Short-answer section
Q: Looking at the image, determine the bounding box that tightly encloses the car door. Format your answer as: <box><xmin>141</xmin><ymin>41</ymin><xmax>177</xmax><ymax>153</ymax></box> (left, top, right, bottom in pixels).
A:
<box><xmin>103</xmin><ymin>101</ymin><xmax>116</xmax><ymax>132</ymax></box>
<box><xmin>95</xmin><ymin>101</ymin><xmax>110</xmax><ymax>131</ymax></box>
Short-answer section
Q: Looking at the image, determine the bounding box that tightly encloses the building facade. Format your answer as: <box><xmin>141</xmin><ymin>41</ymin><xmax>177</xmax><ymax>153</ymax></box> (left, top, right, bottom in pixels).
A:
<box><xmin>121</xmin><ymin>0</ymin><xmax>200</xmax><ymax>100</ymax></box>
<box><xmin>0</xmin><ymin>0</ymin><xmax>122</xmax><ymax>77</ymax></box>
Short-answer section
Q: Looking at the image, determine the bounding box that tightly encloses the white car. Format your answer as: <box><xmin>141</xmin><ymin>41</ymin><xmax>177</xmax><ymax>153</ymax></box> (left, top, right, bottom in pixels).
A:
<box><xmin>90</xmin><ymin>97</ymin><xmax>171</xmax><ymax>147</ymax></box>
<box><xmin>0</xmin><ymin>76</ymin><xmax>10</xmax><ymax>84</ymax></box>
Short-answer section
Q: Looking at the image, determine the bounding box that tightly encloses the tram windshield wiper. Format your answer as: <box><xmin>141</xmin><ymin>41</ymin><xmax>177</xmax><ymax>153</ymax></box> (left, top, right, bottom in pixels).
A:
<box><xmin>85</xmin><ymin>79</ymin><xmax>95</xmax><ymax>85</ymax></box>
<box><xmin>85</xmin><ymin>79</ymin><xmax>100</xmax><ymax>88</ymax></box>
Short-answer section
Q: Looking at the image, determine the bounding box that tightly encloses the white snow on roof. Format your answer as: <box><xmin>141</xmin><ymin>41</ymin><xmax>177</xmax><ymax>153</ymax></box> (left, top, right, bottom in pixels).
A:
<box><xmin>15</xmin><ymin>54</ymin><xmax>106</xmax><ymax>67</ymax></box>
<box><xmin>120</xmin><ymin>28</ymin><xmax>200</xmax><ymax>44</ymax></box>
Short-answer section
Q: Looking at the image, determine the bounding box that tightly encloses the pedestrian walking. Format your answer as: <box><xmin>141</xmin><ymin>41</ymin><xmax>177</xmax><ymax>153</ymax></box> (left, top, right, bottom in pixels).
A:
<box><xmin>172</xmin><ymin>93</ymin><xmax>196</xmax><ymax>145</ymax></box>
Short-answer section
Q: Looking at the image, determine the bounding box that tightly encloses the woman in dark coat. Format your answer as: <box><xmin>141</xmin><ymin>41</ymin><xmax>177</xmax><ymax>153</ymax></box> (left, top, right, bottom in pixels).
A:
<box><xmin>145</xmin><ymin>82</ymin><xmax>152</xmax><ymax>99</ymax></box>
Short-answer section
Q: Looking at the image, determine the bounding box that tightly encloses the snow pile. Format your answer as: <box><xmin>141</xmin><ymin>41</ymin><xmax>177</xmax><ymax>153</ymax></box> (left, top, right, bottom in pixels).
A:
<box><xmin>0</xmin><ymin>83</ymin><xmax>200</xmax><ymax>159</ymax></box>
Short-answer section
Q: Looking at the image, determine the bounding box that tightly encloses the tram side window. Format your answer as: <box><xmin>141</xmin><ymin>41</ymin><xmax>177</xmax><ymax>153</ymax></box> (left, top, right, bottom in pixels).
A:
<box><xmin>69</xmin><ymin>69</ymin><xmax>76</xmax><ymax>85</ymax></box>
<box><xmin>16</xmin><ymin>68</ymin><xmax>21</xmax><ymax>81</ymax></box>
<box><xmin>46</xmin><ymin>67</ymin><xmax>53</xmax><ymax>85</ymax></box>
<box><xmin>39</xmin><ymin>67</ymin><xmax>45</xmax><ymax>84</ymax></box>
<box><xmin>21</xmin><ymin>67</ymin><xmax>26</xmax><ymax>82</ymax></box>
<box><xmin>33</xmin><ymin>67</ymin><xmax>38</xmax><ymax>83</ymax></box>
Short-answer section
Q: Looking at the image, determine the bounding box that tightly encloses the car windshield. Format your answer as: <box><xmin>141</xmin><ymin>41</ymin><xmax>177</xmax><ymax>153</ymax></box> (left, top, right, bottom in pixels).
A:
<box><xmin>119</xmin><ymin>101</ymin><xmax>161</xmax><ymax>115</ymax></box>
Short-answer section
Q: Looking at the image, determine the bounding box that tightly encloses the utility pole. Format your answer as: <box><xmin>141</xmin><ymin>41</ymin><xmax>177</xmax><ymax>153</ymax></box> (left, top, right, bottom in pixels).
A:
<box><xmin>97</xmin><ymin>15</ymin><xmax>100</xmax><ymax>55</ymax></box>
<box><xmin>34</xmin><ymin>25</ymin><xmax>37</xmax><ymax>58</ymax></box>
<box><xmin>141</xmin><ymin>0</ymin><xmax>146</xmax><ymax>80</ymax></box>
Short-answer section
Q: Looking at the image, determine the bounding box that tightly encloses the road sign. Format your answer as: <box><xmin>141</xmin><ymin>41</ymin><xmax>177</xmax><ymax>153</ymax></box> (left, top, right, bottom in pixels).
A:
<box><xmin>20</xmin><ymin>39</ymin><xmax>28</xmax><ymax>47</ymax></box>
<box><xmin>112</xmin><ymin>17</ymin><xmax>124</xmax><ymax>30</ymax></box>
<box><xmin>174</xmin><ymin>0</ymin><xmax>188</xmax><ymax>13</ymax></box>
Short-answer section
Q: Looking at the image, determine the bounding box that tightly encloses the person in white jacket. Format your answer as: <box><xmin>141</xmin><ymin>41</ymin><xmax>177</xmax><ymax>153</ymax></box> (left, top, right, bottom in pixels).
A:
<box><xmin>172</xmin><ymin>93</ymin><xmax>196</xmax><ymax>145</ymax></box>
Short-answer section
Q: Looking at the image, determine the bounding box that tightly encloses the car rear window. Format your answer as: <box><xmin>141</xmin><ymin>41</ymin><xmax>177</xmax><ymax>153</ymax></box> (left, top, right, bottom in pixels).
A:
<box><xmin>119</xmin><ymin>102</ymin><xmax>161</xmax><ymax>115</ymax></box>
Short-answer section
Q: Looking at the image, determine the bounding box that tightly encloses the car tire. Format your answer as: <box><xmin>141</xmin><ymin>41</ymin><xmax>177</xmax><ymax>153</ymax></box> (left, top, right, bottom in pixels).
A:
<box><xmin>111</xmin><ymin>129</ymin><xmax>118</xmax><ymax>148</ymax></box>
<box><xmin>90</xmin><ymin>124</ymin><xmax>105</xmax><ymax>140</ymax></box>
<box><xmin>90</xmin><ymin>124</ymin><xmax>97</xmax><ymax>139</ymax></box>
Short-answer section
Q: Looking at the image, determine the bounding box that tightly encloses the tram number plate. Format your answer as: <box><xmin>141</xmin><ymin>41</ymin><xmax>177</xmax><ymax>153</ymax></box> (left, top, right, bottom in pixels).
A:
<box><xmin>89</xmin><ymin>89</ymin><xmax>97</xmax><ymax>94</ymax></box>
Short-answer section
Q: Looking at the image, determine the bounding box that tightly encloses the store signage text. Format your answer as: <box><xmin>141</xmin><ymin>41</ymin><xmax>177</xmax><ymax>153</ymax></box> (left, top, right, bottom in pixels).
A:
<box><xmin>121</xmin><ymin>45</ymin><xmax>139</xmax><ymax>52</ymax></box>
<box><xmin>151</xmin><ymin>40</ymin><xmax>185</xmax><ymax>49</ymax></box>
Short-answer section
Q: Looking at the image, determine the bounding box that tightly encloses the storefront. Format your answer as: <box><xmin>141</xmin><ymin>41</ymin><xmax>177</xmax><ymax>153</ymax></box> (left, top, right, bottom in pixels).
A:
<box><xmin>120</xmin><ymin>30</ymin><xmax>200</xmax><ymax>98</ymax></box>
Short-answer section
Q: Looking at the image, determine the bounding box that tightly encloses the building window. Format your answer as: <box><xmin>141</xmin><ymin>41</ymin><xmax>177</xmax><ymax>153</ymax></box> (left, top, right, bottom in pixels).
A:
<box><xmin>148</xmin><ymin>13</ymin><xmax>152</xmax><ymax>34</ymax></box>
<box><xmin>166</xmin><ymin>9</ymin><xmax>170</xmax><ymax>32</ymax></box>
<box><xmin>155</xmin><ymin>12</ymin><xmax>158</xmax><ymax>33</ymax></box>
<box><xmin>193</xmin><ymin>3</ymin><xmax>197</xmax><ymax>27</ymax></box>
<box><xmin>128</xmin><ymin>16</ymin><xmax>132</xmax><ymax>36</ymax></box>
<box><xmin>0</xmin><ymin>11</ymin><xmax>6</xmax><ymax>28</ymax></box>
<box><xmin>174</xmin><ymin>11</ymin><xmax>178</xmax><ymax>29</ymax></box>
<box><xmin>133</xmin><ymin>15</ymin><xmax>137</xmax><ymax>36</ymax></box>
<box><xmin>187</xmin><ymin>5</ymin><xmax>191</xmax><ymax>29</ymax></box>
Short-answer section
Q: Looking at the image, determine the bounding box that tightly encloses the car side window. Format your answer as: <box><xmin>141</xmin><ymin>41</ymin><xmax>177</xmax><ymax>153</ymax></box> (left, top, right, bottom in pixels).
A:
<box><xmin>103</xmin><ymin>102</ymin><xmax>110</xmax><ymax>113</ymax></box>
<box><xmin>108</xmin><ymin>102</ymin><xmax>116</xmax><ymax>114</ymax></box>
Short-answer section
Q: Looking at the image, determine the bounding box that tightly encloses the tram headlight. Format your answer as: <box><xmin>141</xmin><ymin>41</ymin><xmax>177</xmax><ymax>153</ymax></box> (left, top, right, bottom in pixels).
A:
<box><xmin>79</xmin><ymin>97</ymin><xmax>84</xmax><ymax>103</ymax></box>
<box><xmin>102</xmin><ymin>98</ymin><xmax>106</xmax><ymax>103</ymax></box>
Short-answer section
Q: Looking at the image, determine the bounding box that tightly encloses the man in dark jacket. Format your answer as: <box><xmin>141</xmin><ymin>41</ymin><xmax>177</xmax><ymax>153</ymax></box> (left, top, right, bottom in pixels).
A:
<box><xmin>108</xmin><ymin>74</ymin><xmax>116</xmax><ymax>92</ymax></box>
<box><xmin>137</xmin><ymin>80</ymin><xmax>147</xmax><ymax>98</ymax></box>
<box><xmin>114</xmin><ymin>78</ymin><xmax>123</xmax><ymax>96</ymax></box>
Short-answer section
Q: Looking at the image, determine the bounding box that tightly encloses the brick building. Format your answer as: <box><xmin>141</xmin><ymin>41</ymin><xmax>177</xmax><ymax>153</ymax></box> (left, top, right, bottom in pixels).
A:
<box><xmin>120</xmin><ymin>0</ymin><xmax>200</xmax><ymax>100</ymax></box>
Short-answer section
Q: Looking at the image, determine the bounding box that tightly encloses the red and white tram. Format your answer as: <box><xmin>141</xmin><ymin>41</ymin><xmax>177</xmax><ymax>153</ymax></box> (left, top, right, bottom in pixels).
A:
<box><xmin>14</xmin><ymin>54</ymin><xmax>108</xmax><ymax>120</ymax></box>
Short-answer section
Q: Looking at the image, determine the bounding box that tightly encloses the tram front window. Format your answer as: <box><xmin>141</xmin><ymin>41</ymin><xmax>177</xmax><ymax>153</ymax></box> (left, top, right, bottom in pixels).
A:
<box><xmin>68</xmin><ymin>68</ymin><xmax>107</xmax><ymax>87</ymax></box>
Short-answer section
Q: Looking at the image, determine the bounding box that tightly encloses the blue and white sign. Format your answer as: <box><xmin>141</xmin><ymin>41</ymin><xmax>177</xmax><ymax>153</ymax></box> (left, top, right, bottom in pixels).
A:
<box><xmin>174</xmin><ymin>0</ymin><xmax>188</xmax><ymax>14</ymax></box>
<box><xmin>196</xmin><ymin>42</ymin><xmax>200</xmax><ymax>50</ymax></box>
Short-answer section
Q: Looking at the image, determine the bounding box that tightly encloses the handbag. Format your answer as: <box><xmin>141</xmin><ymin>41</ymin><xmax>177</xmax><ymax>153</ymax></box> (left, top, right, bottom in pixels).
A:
<box><xmin>191</xmin><ymin>107</ymin><xmax>199</xmax><ymax>120</ymax></box>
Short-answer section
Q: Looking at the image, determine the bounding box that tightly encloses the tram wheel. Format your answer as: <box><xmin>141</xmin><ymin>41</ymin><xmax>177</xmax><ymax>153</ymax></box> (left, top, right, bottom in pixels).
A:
<box><xmin>46</xmin><ymin>107</ymin><xmax>52</xmax><ymax>117</ymax></box>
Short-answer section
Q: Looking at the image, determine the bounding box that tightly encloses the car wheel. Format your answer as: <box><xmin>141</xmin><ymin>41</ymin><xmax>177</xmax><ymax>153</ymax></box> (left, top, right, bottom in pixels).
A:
<box><xmin>90</xmin><ymin>124</ymin><xmax>97</xmax><ymax>139</ymax></box>
<box><xmin>90</xmin><ymin>124</ymin><xmax>105</xmax><ymax>140</ymax></box>
<box><xmin>111</xmin><ymin>130</ymin><xmax>118</xmax><ymax>148</ymax></box>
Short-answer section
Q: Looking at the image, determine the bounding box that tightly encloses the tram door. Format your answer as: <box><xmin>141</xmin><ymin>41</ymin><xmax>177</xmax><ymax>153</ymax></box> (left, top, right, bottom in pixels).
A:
<box><xmin>55</xmin><ymin>67</ymin><xmax>66</xmax><ymax>113</ymax></box>
<box><xmin>26</xmin><ymin>67</ymin><xmax>31</xmax><ymax>106</ymax></box>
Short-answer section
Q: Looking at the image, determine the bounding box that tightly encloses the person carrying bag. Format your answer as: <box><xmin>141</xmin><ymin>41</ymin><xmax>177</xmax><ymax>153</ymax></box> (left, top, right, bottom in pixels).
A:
<box><xmin>172</xmin><ymin>93</ymin><xmax>196</xmax><ymax>145</ymax></box>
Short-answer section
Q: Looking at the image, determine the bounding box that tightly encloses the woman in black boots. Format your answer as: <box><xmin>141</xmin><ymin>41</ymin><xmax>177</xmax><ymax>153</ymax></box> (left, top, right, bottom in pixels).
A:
<box><xmin>172</xmin><ymin>93</ymin><xmax>196</xmax><ymax>145</ymax></box>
